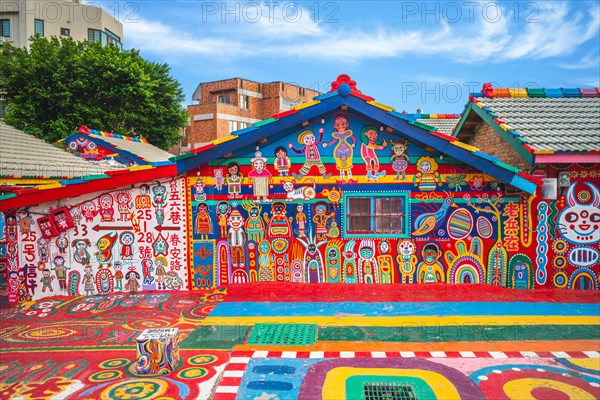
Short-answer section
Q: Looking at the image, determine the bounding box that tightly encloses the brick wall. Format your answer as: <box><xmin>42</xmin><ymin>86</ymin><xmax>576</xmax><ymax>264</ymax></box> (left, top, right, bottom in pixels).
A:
<box><xmin>185</xmin><ymin>79</ymin><xmax>321</xmax><ymax>146</ymax></box>
<box><xmin>466</xmin><ymin>123</ymin><xmax>532</xmax><ymax>171</ymax></box>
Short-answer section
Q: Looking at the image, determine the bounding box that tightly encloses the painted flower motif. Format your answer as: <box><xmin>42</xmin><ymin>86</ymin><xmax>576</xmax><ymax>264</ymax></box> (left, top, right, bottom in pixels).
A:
<box><xmin>113</xmin><ymin>381</ymin><xmax>157</xmax><ymax>399</ymax></box>
<box><xmin>446</xmin><ymin>174</ymin><xmax>467</xmax><ymax>191</ymax></box>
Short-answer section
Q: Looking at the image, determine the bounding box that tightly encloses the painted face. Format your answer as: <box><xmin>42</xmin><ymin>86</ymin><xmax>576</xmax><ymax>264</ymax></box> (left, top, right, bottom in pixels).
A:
<box><xmin>303</xmin><ymin>134</ymin><xmax>316</xmax><ymax>145</ymax></box>
<box><xmin>228</xmin><ymin>165</ymin><xmax>238</xmax><ymax>175</ymax></box>
<box><xmin>100</xmin><ymin>195</ymin><xmax>112</xmax><ymax>207</ymax></box>
<box><xmin>54</xmin><ymin>256</ymin><xmax>65</xmax><ymax>267</ymax></box>
<box><xmin>328</xmin><ymin>249</ymin><xmax>337</xmax><ymax>258</ymax></box>
<box><xmin>377</xmin><ymin>241</ymin><xmax>388</xmax><ymax>253</ymax></box>
<box><xmin>315</xmin><ymin>205</ymin><xmax>326</xmax><ymax>215</ymax></box>
<box><xmin>398</xmin><ymin>240</ymin><xmax>415</xmax><ymax>255</ymax></box>
<box><xmin>334</xmin><ymin>119</ymin><xmax>348</xmax><ymax>132</ymax></box>
<box><xmin>360</xmin><ymin>247</ymin><xmax>373</xmax><ymax>259</ymax></box>
<box><xmin>308</xmin><ymin>243</ymin><xmax>316</xmax><ymax>254</ymax></box>
<box><xmin>424</xmin><ymin>249</ymin><xmax>438</xmax><ymax>263</ymax></box>
<box><xmin>273</xmin><ymin>203</ymin><xmax>285</xmax><ymax>215</ymax></box>
<box><xmin>253</xmin><ymin>159</ymin><xmax>265</xmax><ymax>172</ymax></box>
<box><xmin>259</xmin><ymin>241</ymin><xmax>269</xmax><ymax>253</ymax></box>
<box><xmin>276</xmin><ymin>149</ymin><xmax>286</xmax><ymax>158</ymax></box>
<box><xmin>229</xmin><ymin>214</ymin><xmax>244</xmax><ymax>228</ymax></box>
<box><xmin>250</xmin><ymin>208</ymin><xmax>259</xmax><ymax>217</ymax></box>
<box><xmin>296</xmin><ymin>204</ymin><xmax>304</xmax><ymax>212</ymax></box>
<box><xmin>365</xmin><ymin>129</ymin><xmax>378</xmax><ymax>141</ymax></box>
<box><xmin>121</xmin><ymin>233</ymin><xmax>134</xmax><ymax>245</ymax></box>
<box><xmin>420</xmin><ymin>161</ymin><xmax>431</xmax><ymax>173</ymax></box>
<box><xmin>393</xmin><ymin>144</ymin><xmax>406</xmax><ymax>155</ymax></box>
<box><xmin>218</xmin><ymin>203</ymin><xmax>229</xmax><ymax>214</ymax></box>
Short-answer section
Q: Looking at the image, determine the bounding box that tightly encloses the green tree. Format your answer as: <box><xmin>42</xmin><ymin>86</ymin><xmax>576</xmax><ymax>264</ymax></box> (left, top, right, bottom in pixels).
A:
<box><xmin>0</xmin><ymin>36</ymin><xmax>187</xmax><ymax>150</ymax></box>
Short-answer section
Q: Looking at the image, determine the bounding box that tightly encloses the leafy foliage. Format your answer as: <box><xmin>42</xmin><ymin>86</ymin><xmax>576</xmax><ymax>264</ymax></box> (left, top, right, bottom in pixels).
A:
<box><xmin>0</xmin><ymin>36</ymin><xmax>187</xmax><ymax>149</ymax></box>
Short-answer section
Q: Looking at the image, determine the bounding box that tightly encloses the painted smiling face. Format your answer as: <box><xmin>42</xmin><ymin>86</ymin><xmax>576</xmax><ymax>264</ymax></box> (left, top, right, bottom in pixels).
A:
<box><xmin>557</xmin><ymin>182</ymin><xmax>600</xmax><ymax>244</ymax></box>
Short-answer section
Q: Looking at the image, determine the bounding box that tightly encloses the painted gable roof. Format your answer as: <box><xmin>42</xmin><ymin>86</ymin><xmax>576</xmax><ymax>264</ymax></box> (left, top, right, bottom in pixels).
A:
<box><xmin>175</xmin><ymin>75</ymin><xmax>540</xmax><ymax>194</ymax></box>
<box><xmin>0</xmin><ymin>125</ymin><xmax>178</xmax><ymax>211</ymax></box>
<box><xmin>454</xmin><ymin>84</ymin><xmax>600</xmax><ymax>165</ymax></box>
<box><xmin>67</xmin><ymin>126</ymin><xmax>175</xmax><ymax>166</ymax></box>
<box><xmin>0</xmin><ymin>124</ymin><xmax>125</xmax><ymax>179</ymax></box>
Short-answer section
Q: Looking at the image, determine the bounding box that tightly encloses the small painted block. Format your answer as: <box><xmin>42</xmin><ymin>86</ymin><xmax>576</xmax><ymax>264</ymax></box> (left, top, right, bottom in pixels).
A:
<box><xmin>561</xmin><ymin>88</ymin><xmax>580</xmax><ymax>98</ymax></box>
<box><xmin>543</xmin><ymin>88</ymin><xmax>564</xmax><ymax>98</ymax></box>
<box><xmin>135</xmin><ymin>328</ymin><xmax>180</xmax><ymax>374</ymax></box>
<box><xmin>526</xmin><ymin>88</ymin><xmax>545</xmax><ymax>98</ymax></box>
<box><xmin>579</xmin><ymin>88</ymin><xmax>599</xmax><ymax>97</ymax></box>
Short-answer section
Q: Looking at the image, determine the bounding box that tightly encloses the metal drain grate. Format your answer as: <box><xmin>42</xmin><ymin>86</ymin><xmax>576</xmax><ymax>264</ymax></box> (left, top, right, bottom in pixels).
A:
<box><xmin>246</xmin><ymin>323</ymin><xmax>317</xmax><ymax>346</ymax></box>
<box><xmin>363</xmin><ymin>382</ymin><xmax>417</xmax><ymax>400</ymax></box>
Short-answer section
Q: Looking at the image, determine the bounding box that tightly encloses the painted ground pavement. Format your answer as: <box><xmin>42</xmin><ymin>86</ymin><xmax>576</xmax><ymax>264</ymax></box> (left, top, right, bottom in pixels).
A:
<box><xmin>1</xmin><ymin>284</ymin><xmax>599</xmax><ymax>399</ymax></box>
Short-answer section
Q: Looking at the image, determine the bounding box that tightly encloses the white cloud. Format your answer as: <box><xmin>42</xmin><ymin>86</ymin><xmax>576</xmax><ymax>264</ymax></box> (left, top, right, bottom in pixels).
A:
<box><xmin>125</xmin><ymin>2</ymin><xmax>600</xmax><ymax>65</ymax></box>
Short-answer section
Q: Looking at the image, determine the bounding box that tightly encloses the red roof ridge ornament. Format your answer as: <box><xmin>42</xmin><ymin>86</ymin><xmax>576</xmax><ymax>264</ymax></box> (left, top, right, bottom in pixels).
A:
<box><xmin>329</xmin><ymin>74</ymin><xmax>361</xmax><ymax>93</ymax></box>
<box><xmin>481</xmin><ymin>82</ymin><xmax>494</xmax><ymax>98</ymax></box>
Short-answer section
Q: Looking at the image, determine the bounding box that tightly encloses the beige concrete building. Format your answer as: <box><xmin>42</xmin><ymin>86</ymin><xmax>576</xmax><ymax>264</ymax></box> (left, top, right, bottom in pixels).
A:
<box><xmin>0</xmin><ymin>0</ymin><xmax>123</xmax><ymax>49</ymax></box>
<box><xmin>183</xmin><ymin>78</ymin><xmax>321</xmax><ymax>148</ymax></box>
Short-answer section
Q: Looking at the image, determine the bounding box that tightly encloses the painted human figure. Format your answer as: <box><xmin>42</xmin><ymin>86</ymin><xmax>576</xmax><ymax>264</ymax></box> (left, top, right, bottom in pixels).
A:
<box><xmin>342</xmin><ymin>240</ymin><xmax>358</xmax><ymax>283</ymax></box>
<box><xmin>71</xmin><ymin>238</ymin><xmax>91</xmax><ymax>266</ymax></box>
<box><xmin>98</xmin><ymin>194</ymin><xmax>115</xmax><ymax>222</ymax></box>
<box><xmin>226</xmin><ymin>161</ymin><xmax>243</xmax><ymax>199</ymax></box>
<box><xmin>81</xmin><ymin>201</ymin><xmax>97</xmax><ymax>222</ymax></box>
<box><xmin>154</xmin><ymin>256</ymin><xmax>167</xmax><ymax>290</ymax></box>
<box><xmin>55</xmin><ymin>231</ymin><xmax>68</xmax><ymax>255</ymax></box>
<box><xmin>390</xmin><ymin>139</ymin><xmax>410</xmax><ymax>181</ymax></box>
<box><xmin>114</xmin><ymin>262</ymin><xmax>124</xmax><ymax>290</ymax></box>
<box><xmin>119</xmin><ymin>231</ymin><xmax>135</xmax><ymax>261</ymax></box>
<box><xmin>37</xmin><ymin>237</ymin><xmax>50</xmax><ymax>264</ymax></box>
<box><xmin>417</xmin><ymin>242</ymin><xmax>445</xmax><ymax>283</ymax></box>
<box><xmin>216</xmin><ymin>201</ymin><xmax>230</xmax><ymax>239</ymax></box>
<box><xmin>413</xmin><ymin>156</ymin><xmax>442</xmax><ymax>192</ymax></box>
<box><xmin>257</xmin><ymin>239</ymin><xmax>274</xmax><ymax>282</ymax></box>
<box><xmin>312</xmin><ymin>202</ymin><xmax>336</xmax><ymax>241</ymax></box>
<box><xmin>227</xmin><ymin>209</ymin><xmax>247</xmax><ymax>273</ymax></box>
<box><xmin>214</xmin><ymin>168</ymin><xmax>225</xmax><ymax>193</ymax></box>
<box><xmin>397</xmin><ymin>239</ymin><xmax>417</xmax><ymax>283</ymax></box>
<box><xmin>360</xmin><ymin>125</ymin><xmax>388</xmax><ymax>180</ymax></box>
<box><xmin>142</xmin><ymin>259</ymin><xmax>154</xmax><ymax>285</ymax></box>
<box><xmin>195</xmin><ymin>203</ymin><xmax>212</xmax><ymax>239</ymax></box>
<box><xmin>247</xmin><ymin>148</ymin><xmax>272</xmax><ymax>202</ymax></box>
<box><xmin>264</xmin><ymin>201</ymin><xmax>293</xmax><ymax>240</ymax></box>
<box><xmin>288</xmin><ymin>129</ymin><xmax>331</xmax><ymax>179</ymax></box>
<box><xmin>52</xmin><ymin>255</ymin><xmax>68</xmax><ymax>291</ymax></box>
<box><xmin>152</xmin><ymin>183</ymin><xmax>167</xmax><ymax>211</ymax></box>
<box><xmin>95</xmin><ymin>232</ymin><xmax>117</xmax><ymax>269</ymax></box>
<box><xmin>295</xmin><ymin>203</ymin><xmax>307</xmax><ymax>238</ymax></box>
<box><xmin>323</xmin><ymin>114</ymin><xmax>356</xmax><ymax>183</ymax></box>
<box><xmin>115</xmin><ymin>191</ymin><xmax>133</xmax><ymax>221</ymax></box>
<box><xmin>273</xmin><ymin>146</ymin><xmax>292</xmax><ymax>176</ymax></box>
<box><xmin>40</xmin><ymin>269</ymin><xmax>54</xmax><ymax>292</ymax></box>
<box><xmin>83</xmin><ymin>265</ymin><xmax>95</xmax><ymax>296</ymax></box>
<box><xmin>135</xmin><ymin>184</ymin><xmax>152</xmax><ymax>209</ymax></box>
<box><xmin>357</xmin><ymin>239</ymin><xmax>379</xmax><ymax>284</ymax></box>
<box><xmin>124</xmin><ymin>271</ymin><xmax>140</xmax><ymax>293</ymax></box>
<box><xmin>377</xmin><ymin>240</ymin><xmax>395</xmax><ymax>284</ymax></box>
<box><xmin>243</xmin><ymin>203</ymin><xmax>265</xmax><ymax>243</ymax></box>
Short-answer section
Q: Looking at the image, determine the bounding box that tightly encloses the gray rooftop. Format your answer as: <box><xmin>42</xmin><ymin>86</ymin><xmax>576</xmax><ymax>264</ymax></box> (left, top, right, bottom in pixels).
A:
<box><xmin>89</xmin><ymin>133</ymin><xmax>175</xmax><ymax>163</ymax></box>
<box><xmin>0</xmin><ymin>124</ymin><xmax>125</xmax><ymax>178</ymax></box>
<box><xmin>480</xmin><ymin>97</ymin><xmax>600</xmax><ymax>152</ymax></box>
<box><xmin>416</xmin><ymin>118</ymin><xmax>460</xmax><ymax>135</ymax></box>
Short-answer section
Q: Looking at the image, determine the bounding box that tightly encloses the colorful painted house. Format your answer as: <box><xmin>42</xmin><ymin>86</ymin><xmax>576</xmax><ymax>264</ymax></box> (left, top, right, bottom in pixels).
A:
<box><xmin>453</xmin><ymin>84</ymin><xmax>600</xmax><ymax>289</ymax></box>
<box><xmin>1</xmin><ymin>76</ymin><xmax>599</xmax><ymax>305</ymax></box>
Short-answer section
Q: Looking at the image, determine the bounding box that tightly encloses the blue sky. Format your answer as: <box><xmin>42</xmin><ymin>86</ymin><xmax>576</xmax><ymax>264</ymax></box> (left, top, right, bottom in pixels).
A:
<box><xmin>102</xmin><ymin>1</ymin><xmax>598</xmax><ymax>114</ymax></box>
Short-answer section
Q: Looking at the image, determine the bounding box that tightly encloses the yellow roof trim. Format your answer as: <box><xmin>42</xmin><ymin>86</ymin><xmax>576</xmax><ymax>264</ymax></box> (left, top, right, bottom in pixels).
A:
<box><xmin>451</xmin><ymin>141</ymin><xmax>480</xmax><ymax>153</ymax></box>
<box><xmin>367</xmin><ymin>100</ymin><xmax>395</xmax><ymax>112</ymax></box>
<box><xmin>293</xmin><ymin>100</ymin><xmax>320</xmax><ymax>110</ymax></box>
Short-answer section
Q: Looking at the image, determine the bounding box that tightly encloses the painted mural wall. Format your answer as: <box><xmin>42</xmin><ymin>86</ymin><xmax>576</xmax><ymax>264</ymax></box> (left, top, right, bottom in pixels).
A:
<box><xmin>2</xmin><ymin>117</ymin><xmax>600</xmax><ymax>303</ymax></box>
<box><xmin>187</xmin><ymin>113</ymin><xmax>600</xmax><ymax>291</ymax></box>
<box><xmin>0</xmin><ymin>178</ymin><xmax>189</xmax><ymax>303</ymax></box>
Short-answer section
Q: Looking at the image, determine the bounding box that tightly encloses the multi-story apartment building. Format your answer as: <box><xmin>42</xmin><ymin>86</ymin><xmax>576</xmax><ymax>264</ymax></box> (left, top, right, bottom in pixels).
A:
<box><xmin>184</xmin><ymin>78</ymin><xmax>321</xmax><ymax>147</ymax></box>
<box><xmin>0</xmin><ymin>0</ymin><xmax>123</xmax><ymax>49</ymax></box>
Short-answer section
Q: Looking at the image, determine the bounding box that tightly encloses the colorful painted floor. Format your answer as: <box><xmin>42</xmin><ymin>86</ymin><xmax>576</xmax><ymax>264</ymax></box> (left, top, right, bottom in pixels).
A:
<box><xmin>1</xmin><ymin>284</ymin><xmax>599</xmax><ymax>399</ymax></box>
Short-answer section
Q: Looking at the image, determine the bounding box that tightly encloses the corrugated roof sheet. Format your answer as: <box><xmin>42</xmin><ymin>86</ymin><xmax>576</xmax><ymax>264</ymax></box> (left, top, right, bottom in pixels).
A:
<box><xmin>415</xmin><ymin>117</ymin><xmax>460</xmax><ymax>135</ymax></box>
<box><xmin>88</xmin><ymin>132</ymin><xmax>174</xmax><ymax>163</ymax></box>
<box><xmin>0</xmin><ymin>124</ymin><xmax>125</xmax><ymax>178</ymax></box>
<box><xmin>477</xmin><ymin>97</ymin><xmax>600</xmax><ymax>152</ymax></box>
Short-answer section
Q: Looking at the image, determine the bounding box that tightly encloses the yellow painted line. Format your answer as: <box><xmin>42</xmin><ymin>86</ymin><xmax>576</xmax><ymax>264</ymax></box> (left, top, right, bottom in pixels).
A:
<box><xmin>38</xmin><ymin>183</ymin><xmax>64</xmax><ymax>190</ymax></box>
<box><xmin>293</xmin><ymin>100</ymin><xmax>320</xmax><ymax>110</ymax></box>
<box><xmin>211</xmin><ymin>135</ymin><xmax>238</xmax><ymax>145</ymax></box>
<box><xmin>129</xmin><ymin>165</ymin><xmax>153</xmax><ymax>171</ymax></box>
<box><xmin>367</xmin><ymin>100</ymin><xmax>395</xmax><ymax>112</ymax></box>
<box><xmin>201</xmin><ymin>316</ymin><xmax>599</xmax><ymax>326</ymax></box>
<box><xmin>451</xmin><ymin>141</ymin><xmax>480</xmax><ymax>153</ymax></box>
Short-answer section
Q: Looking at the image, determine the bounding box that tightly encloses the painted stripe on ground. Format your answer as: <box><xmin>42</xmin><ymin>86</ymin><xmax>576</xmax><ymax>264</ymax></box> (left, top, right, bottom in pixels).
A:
<box><xmin>210</xmin><ymin>302</ymin><xmax>600</xmax><ymax>317</ymax></box>
<box><xmin>202</xmin><ymin>315</ymin><xmax>599</xmax><ymax>326</ymax></box>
